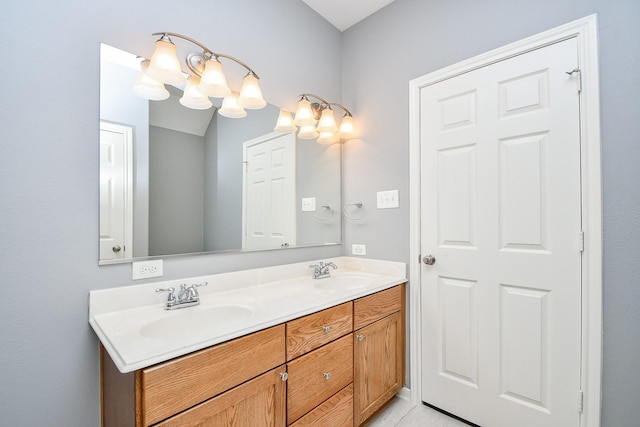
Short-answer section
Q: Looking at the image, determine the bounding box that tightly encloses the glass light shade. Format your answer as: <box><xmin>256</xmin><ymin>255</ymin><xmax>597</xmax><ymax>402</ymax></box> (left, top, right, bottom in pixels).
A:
<box><xmin>293</xmin><ymin>99</ymin><xmax>316</xmax><ymax>126</ymax></box>
<box><xmin>179</xmin><ymin>76</ymin><xmax>213</xmax><ymax>110</ymax></box>
<box><xmin>132</xmin><ymin>60</ymin><xmax>170</xmax><ymax>101</ymax></box>
<box><xmin>338</xmin><ymin>115</ymin><xmax>354</xmax><ymax>137</ymax></box>
<box><xmin>219</xmin><ymin>92</ymin><xmax>247</xmax><ymax>118</ymax></box>
<box><xmin>316</xmin><ymin>108</ymin><xmax>338</xmax><ymax>133</ymax></box>
<box><xmin>147</xmin><ymin>38</ymin><xmax>186</xmax><ymax>85</ymax></box>
<box><xmin>274</xmin><ymin>109</ymin><xmax>296</xmax><ymax>133</ymax></box>
<box><xmin>198</xmin><ymin>58</ymin><xmax>230</xmax><ymax>98</ymax></box>
<box><xmin>317</xmin><ymin>131</ymin><xmax>340</xmax><ymax>145</ymax></box>
<box><xmin>238</xmin><ymin>74</ymin><xmax>266</xmax><ymax>109</ymax></box>
<box><xmin>298</xmin><ymin>124</ymin><xmax>319</xmax><ymax>140</ymax></box>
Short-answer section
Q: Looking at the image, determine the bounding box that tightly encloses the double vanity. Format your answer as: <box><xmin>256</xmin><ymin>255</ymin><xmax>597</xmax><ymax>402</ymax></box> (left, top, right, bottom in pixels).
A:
<box><xmin>90</xmin><ymin>257</ymin><xmax>407</xmax><ymax>426</ymax></box>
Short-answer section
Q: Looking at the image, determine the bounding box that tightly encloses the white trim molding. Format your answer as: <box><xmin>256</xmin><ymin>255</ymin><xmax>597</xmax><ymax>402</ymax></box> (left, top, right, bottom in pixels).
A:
<box><xmin>408</xmin><ymin>14</ymin><xmax>602</xmax><ymax>427</ymax></box>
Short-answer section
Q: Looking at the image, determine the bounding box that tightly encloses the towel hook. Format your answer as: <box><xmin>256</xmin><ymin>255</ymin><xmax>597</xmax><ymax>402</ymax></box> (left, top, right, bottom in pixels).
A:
<box><xmin>313</xmin><ymin>204</ymin><xmax>334</xmax><ymax>221</ymax></box>
<box><xmin>343</xmin><ymin>202</ymin><xmax>366</xmax><ymax>220</ymax></box>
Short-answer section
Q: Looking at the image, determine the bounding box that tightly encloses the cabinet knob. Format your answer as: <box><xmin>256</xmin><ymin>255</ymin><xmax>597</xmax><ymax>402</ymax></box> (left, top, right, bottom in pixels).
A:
<box><xmin>356</xmin><ymin>334</ymin><xmax>364</xmax><ymax>341</ymax></box>
<box><xmin>322</xmin><ymin>325</ymin><xmax>331</xmax><ymax>333</ymax></box>
<box><xmin>323</xmin><ymin>372</ymin><xmax>331</xmax><ymax>380</ymax></box>
<box><xmin>279</xmin><ymin>372</ymin><xmax>288</xmax><ymax>382</ymax></box>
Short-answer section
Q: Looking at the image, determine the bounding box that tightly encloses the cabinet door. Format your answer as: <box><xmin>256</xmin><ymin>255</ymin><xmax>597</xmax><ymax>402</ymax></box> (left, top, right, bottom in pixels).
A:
<box><xmin>288</xmin><ymin>335</ymin><xmax>353</xmax><ymax>423</ymax></box>
<box><xmin>290</xmin><ymin>384</ymin><xmax>353</xmax><ymax>427</ymax></box>
<box><xmin>154</xmin><ymin>366</ymin><xmax>287</xmax><ymax>427</ymax></box>
<box><xmin>354</xmin><ymin>311</ymin><xmax>404</xmax><ymax>425</ymax></box>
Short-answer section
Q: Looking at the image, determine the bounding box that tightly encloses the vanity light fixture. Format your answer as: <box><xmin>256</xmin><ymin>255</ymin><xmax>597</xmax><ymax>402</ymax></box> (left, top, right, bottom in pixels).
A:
<box><xmin>133</xmin><ymin>32</ymin><xmax>266</xmax><ymax>115</ymax></box>
<box><xmin>274</xmin><ymin>94</ymin><xmax>354</xmax><ymax>144</ymax></box>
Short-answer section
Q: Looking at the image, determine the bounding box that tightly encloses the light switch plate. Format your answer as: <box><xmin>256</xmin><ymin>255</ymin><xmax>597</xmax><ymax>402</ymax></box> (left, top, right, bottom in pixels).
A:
<box><xmin>132</xmin><ymin>259</ymin><xmax>163</xmax><ymax>280</ymax></box>
<box><xmin>352</xmin><ymin>244</ymin><xmax>366</xmax><ymax>256</ymax></box>
<box><xmin>301</xmin><ymin>197</ymin><xmax>316</xmax><ymax>211</ymax></box>
<box><xmin>377</xmin><ymin>190</ymin><xmax>399</xmax><ymax>209</ymax></box>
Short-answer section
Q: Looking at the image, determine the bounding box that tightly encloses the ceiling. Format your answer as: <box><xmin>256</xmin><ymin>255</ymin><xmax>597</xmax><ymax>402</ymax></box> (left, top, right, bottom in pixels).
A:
<box><xmin>301</xmin><ymin>0</ymin><xmax>396</xmax><ymax>31</ymax></box>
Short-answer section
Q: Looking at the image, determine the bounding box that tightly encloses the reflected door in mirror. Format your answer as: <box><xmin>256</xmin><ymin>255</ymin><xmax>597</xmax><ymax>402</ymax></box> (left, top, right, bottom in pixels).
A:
<box><xmin>99</xmin><ymin>121</ymin><xmax>133</xmax><ymax>260</ymax></box>
<box><xmin>243</xmin><ymin>133</ymin><xmax>296</xmax><ymax>249</ymax></box>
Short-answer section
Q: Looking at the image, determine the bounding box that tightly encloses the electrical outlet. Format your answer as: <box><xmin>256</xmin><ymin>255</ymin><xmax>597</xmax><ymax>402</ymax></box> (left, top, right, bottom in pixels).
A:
<box><xmin>352</xmin><ymin>244</ymin><xmax>366</xmax><ymax>256</ymax></box>
<box><xmin>301</xmin><ymin>197</ymin><xmax>316</xmax><ymax>211</ymax></box>
<box><xmin>377</xmin><ymin>190</ymin><xmax>399</xmax><ymax>209</ymax></box>
<box><xmin>132</xmin><ymin>259</ymin><xmax>163</xmax><ymax>280</ymax></box>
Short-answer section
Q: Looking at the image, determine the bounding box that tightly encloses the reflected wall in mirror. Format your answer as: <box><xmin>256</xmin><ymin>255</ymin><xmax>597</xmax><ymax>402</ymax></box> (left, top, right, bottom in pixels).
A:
<box><xmin>99</xmin><ymin>44</ymin><xmax>341</xmax><ymax>264</ymax></box>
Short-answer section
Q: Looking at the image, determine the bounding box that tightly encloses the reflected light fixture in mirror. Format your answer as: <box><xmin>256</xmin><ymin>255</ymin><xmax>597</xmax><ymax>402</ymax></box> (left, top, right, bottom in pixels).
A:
<box><xmin>274</xmin><ymin>94</ymin><xmax>354</xmax><ymax>144</ymax></box>
<box><xmin>133</xmin><ymin>32</ymin><xmax>266</xmax><ymax>117</ymax></box>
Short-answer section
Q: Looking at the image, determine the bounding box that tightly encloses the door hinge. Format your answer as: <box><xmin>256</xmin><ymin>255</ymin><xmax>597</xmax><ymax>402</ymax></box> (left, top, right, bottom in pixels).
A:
<box><xmin>566</xmin><ymin>68</ymin><xmax>582</xmax><ymax>93</ymax></box>
<box><xmin>579</xmin><ymin>231</ymin><xmax>585</xmax><ymax>252</ymax></box>
<box><xmin>578</xmin><ymin>390</ymin><xmax>584</xmax><ymax>413</ymax></box>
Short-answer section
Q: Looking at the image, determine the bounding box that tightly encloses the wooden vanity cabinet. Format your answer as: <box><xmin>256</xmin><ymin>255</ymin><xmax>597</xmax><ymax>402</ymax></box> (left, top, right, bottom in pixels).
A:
<box><xmin>101</xmin><ymin>284</ymin><xmax>406</xmax><ymax>427</ymax></box>
<box><xmin>353</xmin><ymin>284</ymin><xmax>406</xmax><ymax>426</ymax></box>
<box><xmin>101</xmin><ymin>325</ymin><xmax>286</xmax><ymax>427</ymax></box>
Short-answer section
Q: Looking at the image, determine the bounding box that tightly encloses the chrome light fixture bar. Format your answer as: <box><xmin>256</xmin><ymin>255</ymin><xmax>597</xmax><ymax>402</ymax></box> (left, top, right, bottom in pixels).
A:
<box><xmin>274</xmin><ymin>94</ymin><xmax>354</xmax><ymax>144</ymax></box>
<box><xmin>132</xmin><ymin>32</ymin><xmax>266</xmax><ymax>117</ymax></box>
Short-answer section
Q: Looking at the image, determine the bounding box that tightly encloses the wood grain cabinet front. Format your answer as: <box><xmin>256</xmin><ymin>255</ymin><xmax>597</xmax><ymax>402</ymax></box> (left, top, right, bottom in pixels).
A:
<box><xmin>287</xmin><ymin>334</ymin><xmax>354</xmax><ymax>424</ymax></box>
<box><xmin>101</xmin><ymin>325</ymin><xmax>285</xmax><ymax>427</ymax></box>
<box><xmin>154</xmin><ymin>366</ymin><xmax>287</xmax><ymax>427</ymax></box>
<box><xmin>353</xmin><ymin>285</ymin><xmax>406</xmax><ymax>426</ymax></box>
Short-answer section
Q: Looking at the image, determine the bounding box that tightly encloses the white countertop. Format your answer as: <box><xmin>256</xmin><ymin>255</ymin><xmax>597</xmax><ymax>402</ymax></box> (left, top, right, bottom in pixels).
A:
<box><xmin>90</xmin><ymin>257</ymin><xmax>406</xmax><ymax>373</ymax></box>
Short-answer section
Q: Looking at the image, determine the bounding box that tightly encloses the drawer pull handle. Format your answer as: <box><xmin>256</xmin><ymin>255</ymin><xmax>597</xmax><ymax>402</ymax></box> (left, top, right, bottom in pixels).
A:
<box><xmin>356</xmin><ymin>334</ymin><xmax>364</xmax><ymax>341</ymax></box>
<box><xmin>322</xmin><ymin>325</ymin><xmax>331</xmax><ymax>333</ymax></box>
<box><xmin>279</xmin><ymin>372</ymin><xmax>288</xmax><ymax>382</ymax></box>
<box><xmin>323</xmin><ymin>372</ymin><xmax>331</xmax><ymax>380</ymax></box>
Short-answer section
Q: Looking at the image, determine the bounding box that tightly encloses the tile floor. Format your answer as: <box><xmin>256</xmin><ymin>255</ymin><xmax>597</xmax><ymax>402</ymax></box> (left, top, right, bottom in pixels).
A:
<box><xmin>364</xmin><ymin>396</ymin><xmax>472</xmax><ymax>427</ymax></box>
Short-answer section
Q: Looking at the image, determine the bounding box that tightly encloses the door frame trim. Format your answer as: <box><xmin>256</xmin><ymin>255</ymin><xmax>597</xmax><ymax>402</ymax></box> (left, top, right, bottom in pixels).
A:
<box><xmin>408</xmin><ymin>15</ymin><xmax>602</xmax><ymax>427</ymax></box>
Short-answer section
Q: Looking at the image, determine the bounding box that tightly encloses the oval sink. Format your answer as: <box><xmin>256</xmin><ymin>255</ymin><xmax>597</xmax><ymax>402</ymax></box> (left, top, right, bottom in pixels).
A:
<box><xmin>137</xmin><ymin>305</ymin><xmax>254</xmax><ymax>340</ymax></box>
<box><xmin>313</xmin><ymin>272</ymin><xmax>379</xmax><ymax>291</ymax></box>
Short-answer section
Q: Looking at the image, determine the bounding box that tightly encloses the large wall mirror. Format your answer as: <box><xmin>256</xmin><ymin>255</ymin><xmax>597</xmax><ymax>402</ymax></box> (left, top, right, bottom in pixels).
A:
<box><xmin>99</xmin><ymin>44</ymin><xmax>341</xmax><ymax>264</ymax></box>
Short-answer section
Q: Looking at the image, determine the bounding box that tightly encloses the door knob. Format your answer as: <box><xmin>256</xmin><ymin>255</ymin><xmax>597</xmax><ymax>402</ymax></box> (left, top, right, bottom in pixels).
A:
<box><xmin>422</xmin><ymin>255</ymin><xmax>436</xmax><ymax>265</ymax></box>
<box><xmin>112</xmin><ymin>245</ymin><xmax>122</xmax><ymax>253</ymax></box>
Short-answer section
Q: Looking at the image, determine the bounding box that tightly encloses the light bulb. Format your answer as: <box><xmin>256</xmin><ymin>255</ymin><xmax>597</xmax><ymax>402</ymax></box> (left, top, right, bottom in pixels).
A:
<box><xmin>132</xmin><ymin>60</ymin><xmax>170</xmax><ymax>101</ymax></box>
<box><xmin>339</xmin><ymin>115</ymin><xmax>354</xmax><ymax>137</ymax></box>
<box><xmin>298</xmin><ymin>124</ymin><xmax>319</xmax><ymax>139</ymax></box>
<box><xmin>293</xmin><ymin>98</ymin><xmax>316</xmax><ymax>126</ymax></box>
<box><xmin>198</xmin><ymin>58</ymin><xmax>230</xmax><ymax>98</ymax></box>
<box><xmin>317</xmin><ymin>131</ymin><xmax>340</xmax><ymax>145</ymax></box>
<box><xmin>219</xmin><ymin>92</ymin><xmax>247</xmax><ymax>118</ymax></box>
<box><xmin>146</xmin><ymin>36</ymin><xmax>185</xmax><ymax>85</ymax></box>
<box><xmin>179</xmin><ymin>76</ymin><xmax>212</xmax><ymax>110</ymax></box>
<box><xmin>316</xmin><ymin>108</ymin><xmax>338</xmax><ymax>133</ymax></box>
<box><xmin>238</xmin><ymin>73</ymin><xmax>266</xmax><ymax>109</ymax></box>
<box><xmin>274</xmin><ymin>109</ymin><xmax>296</xmax><ymax>133</ymax></box>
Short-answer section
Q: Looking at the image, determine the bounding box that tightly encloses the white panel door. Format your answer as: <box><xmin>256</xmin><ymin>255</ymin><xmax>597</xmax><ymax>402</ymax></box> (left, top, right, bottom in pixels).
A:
<box><xmin>243</xmin><ymin>132</ymin><xmax>296</xmax><ymax>250</ymax></box>
<box><xmin>420</xmin><ymin>38</ymin><xmax>582</xmax><ymax>427</ymax></box>
<box><xmin>99</xmin><ymin>121</ymin><xmax>133</xmax><ymax>261</ymax></box>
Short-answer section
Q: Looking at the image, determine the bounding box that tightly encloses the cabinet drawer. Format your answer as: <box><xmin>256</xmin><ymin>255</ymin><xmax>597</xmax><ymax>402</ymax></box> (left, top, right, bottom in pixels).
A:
<box><xmin>287</xmin><ymin>335</ymin><xmax>353</xmax><ymax>423</ymax></box>
<box><xmin>286</xmin><ymin>302</ymin><xmax>352</xmax><ymax>360</ymax></box>
<box><xmin>141</xmin><ymin>325</ymin><xmax>285</xmax><ymax>426</ymax></box>
<box><xmin>354</xmin><ymin>284</ymin><xmax>404</xmax><ymax>330</ymax></box>
<box><xmin>289</xmin><ymin>384</ymin><xmax>353</xmax><ymax>427</ymax></box>
<box><xmin>154</xmin><ymin>366</ymin><xmax>287</xmax><ymax>427</ymax></box>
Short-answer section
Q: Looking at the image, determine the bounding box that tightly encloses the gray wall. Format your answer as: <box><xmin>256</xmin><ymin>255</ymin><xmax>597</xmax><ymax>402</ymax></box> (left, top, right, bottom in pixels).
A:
<box><xmin>341</xmin><ymin>0</ymin><xmax>640</xmax><ymax>425</ymax></box>
<box><xmin>0</xmin><ymin>1</ymin><xmax>341</xmax><ymax>426</ymax></box>
<box><xmin>149</xmin><ymin>126</ymin><xmax>204</xmax><ymax>255</ymax></box>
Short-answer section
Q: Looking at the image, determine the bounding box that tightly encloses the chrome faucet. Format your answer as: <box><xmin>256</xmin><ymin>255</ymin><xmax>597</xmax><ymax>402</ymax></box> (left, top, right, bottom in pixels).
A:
<box><xmin>309</xmin><ymin>261</ymin><xmax>338</xmax><ymax>279</ymax></box>
<box><xmin>156</xmin><ymin>282</ymin><xmax>208</xmax><ymax>310</ymax></box>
